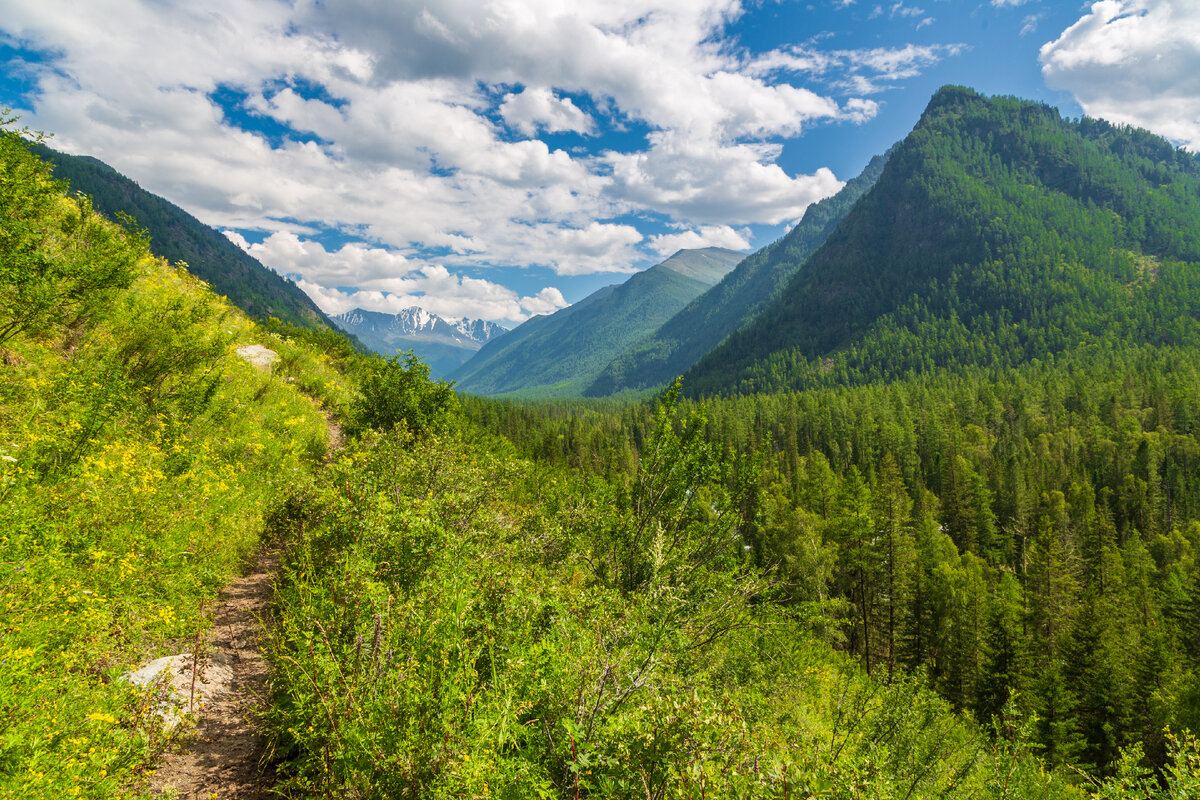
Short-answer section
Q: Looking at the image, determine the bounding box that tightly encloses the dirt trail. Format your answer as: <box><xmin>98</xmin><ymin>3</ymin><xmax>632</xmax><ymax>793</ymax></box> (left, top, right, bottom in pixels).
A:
<box><xmin>151</xmin><ymin>550</ymin><xmax>279</xmax><ymax>799</ymax></box>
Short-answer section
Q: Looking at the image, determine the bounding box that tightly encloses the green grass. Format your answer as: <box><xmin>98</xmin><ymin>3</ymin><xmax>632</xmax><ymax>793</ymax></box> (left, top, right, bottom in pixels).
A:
<box><xmin>0</xmin><ymin>176</ymin><xmax>352</xmax><ymax>798</ymax></box>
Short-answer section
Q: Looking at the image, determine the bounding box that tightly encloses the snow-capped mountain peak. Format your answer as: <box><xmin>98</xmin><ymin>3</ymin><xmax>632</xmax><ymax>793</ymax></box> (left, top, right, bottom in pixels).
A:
<box><xmin>329</xmin><ymin>307</ymin><xmax>509</xmax><ymax>379</ymax></box>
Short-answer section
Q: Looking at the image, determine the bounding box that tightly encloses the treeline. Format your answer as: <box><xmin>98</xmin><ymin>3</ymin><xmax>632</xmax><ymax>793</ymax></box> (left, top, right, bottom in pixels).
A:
<box><xmin>464</xmin><ymin>343</ymin><xmax>1200</xmax><ymax>777</ymax></box>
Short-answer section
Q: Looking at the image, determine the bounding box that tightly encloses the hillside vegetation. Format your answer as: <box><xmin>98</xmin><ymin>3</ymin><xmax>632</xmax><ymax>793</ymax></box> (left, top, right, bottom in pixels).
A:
<box><xmin>0</xmin><ymin>119</ymin><xmax>352</xmax><ymax>798</ymax></box>
<box><xmin>587</xmin><ymin>151</ymin><xmax>889</xmax><ymax>397</ymax></box>
<box><xmin>685</xmin><ymin>86</ymin><xmax>1200</xmax><ymax>396</ymax></box>
<box><xmin>267</xmin><ymin>387</ymin><xmax>1088</xmax><ymax>799</ymax></box>
<box><xmin>8</xmin><ymin>89</ymin><xmax>1200</xmax><ymax>800</ymax></box>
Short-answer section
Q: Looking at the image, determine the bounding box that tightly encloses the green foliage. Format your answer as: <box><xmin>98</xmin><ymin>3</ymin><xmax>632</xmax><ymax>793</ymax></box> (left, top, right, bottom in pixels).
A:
<box><xmin>0</xmin><ymin>137</ymin><xmax>347</xmax><ymax>798</ymax></box>
<box><xmin>466</xmin><ymin>343</ymin><xmax>1200</xmax><ymax>780</ymax></box>
<box><xmin>260</xmin><ymin>314</ymin><xmax>370</xmax><ymax>364</ymax></box>
<box><xmin>267</xmin><ymin>391</ymin><xmax>1086</xmax><ymax>799</ymax></box>
<box><xmin>587</xmin><ymin>150</ymin><xmax>890</xmax><ymax>397</ymax></box>
<box><xmin>0</xmin><ymin>119</ymin><xmax>138</xmax><ymax>346</ymax></box>
<box><xmin>350</xmin><ymin>351</ymin><xmax>458</xmax><ymax>437</ymax></box>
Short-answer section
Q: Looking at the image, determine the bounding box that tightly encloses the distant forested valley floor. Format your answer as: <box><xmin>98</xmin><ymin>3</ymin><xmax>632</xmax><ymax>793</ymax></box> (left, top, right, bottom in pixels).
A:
<box><xmin>5</xmin><ymin>87</ymin><xmax>1200</xmax><ymax>800</ymax></box>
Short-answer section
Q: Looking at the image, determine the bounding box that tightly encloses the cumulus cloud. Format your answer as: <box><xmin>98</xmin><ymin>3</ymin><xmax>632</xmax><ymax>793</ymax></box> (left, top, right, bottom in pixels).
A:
<box><xmin>296</xmin><ymin>275</ymin><xmax>568</xmax><ymax>323</ymax></box>
<box><xmin>606</xmin><ymin>135</ymin><xmax>844</xmax><ymax>225</ymax></box>
<box><xmin>499</xmin><ymin>87</ymin><xmax>594</xmax><ymax>136</ymax></box>
<box><xmin>1041</xmin><ymin>0</ymin><xmax>1200</xmax><ymax>150</ymax></box>
<box><xmin>647</xmin><ymin>225</ymin><xmax>751</xmax><ymax>257</ymax></box>
<box><xmin>228</xmin><ymin>231</ymin><xmax>568</xmax><ymax>322</ymax></box>
<box><xmin>521</xmin><ymin>287</ymin><xmax>569</xmax><ymax>316</ymax></box>
<box><xmin>0</xmin><ymin>0</ymin><xmax>964</xmax><ymax>317</ymax></box>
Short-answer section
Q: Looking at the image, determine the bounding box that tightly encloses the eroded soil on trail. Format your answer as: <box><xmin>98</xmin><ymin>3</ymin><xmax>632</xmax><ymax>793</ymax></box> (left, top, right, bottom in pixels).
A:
<box><xmin>151</xmin><ymin>551</ymin><xmax>279</xmax><ymax>799</ymax></box>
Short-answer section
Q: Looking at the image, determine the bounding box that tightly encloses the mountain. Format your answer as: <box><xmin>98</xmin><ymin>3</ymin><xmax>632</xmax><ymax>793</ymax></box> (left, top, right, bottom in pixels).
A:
<box><xmin>30</xmin><ymin>143</ymin><xmax>334</xmax><ymax>331</ymax></box>
<box><xmin>586</xmin><ymin>150</ymin><xmax>890</xmax><ymax>397</ymax></box>
<box><xmin>683</xmin><ymin>85</ymin><xmax>1200</xmax><ymax>397</ymax></box>
<box><xmin>454</xmin><ymin>283</ymin><xmax>619</xmax><ymax>384</ymax></box>
<box><xmin>331</xmin><ymin>306</ymin><xmax>507</xmax><ymax>378</ymax></box>
<box><xmin>451</xmin><ymin>247</ymin><xmax>745</xmax><ymax>397</ymax></box>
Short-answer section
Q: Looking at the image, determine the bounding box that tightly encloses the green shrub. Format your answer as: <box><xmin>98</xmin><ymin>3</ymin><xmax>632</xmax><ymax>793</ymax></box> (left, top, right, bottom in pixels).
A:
<box><xmin>349</xmin><ymin>351</ymin><xmax>457</xmax><ymax>437</ymax></box>
<box><xmin>0</xmin><ymin>116</ymin><xmax>138</xmax><ymax>347</ymax></box>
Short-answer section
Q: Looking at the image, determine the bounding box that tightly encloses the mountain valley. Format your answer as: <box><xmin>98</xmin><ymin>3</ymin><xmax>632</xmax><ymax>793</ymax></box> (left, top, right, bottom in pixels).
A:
<box><xmin>7</xmin><ymin>83</ymin><xmax>1200</xmax><ymax>800</ymax></box>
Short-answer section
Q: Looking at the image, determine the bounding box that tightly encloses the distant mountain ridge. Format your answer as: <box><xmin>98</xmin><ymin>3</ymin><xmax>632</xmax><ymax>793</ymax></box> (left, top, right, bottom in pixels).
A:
<box><xmin>586</xmin><ymin>150</ymin><xmax>891</xmax><ymax>396</ymax></box>
<box><xmin>682</xmin><ymin>85</ymin><xmax>1200</xmax><ymax>397</ymax></box>
<box><xmin>334</xmin><ymin>306</ymin><xmax>505</xmax><ymax>346</ymax></box>
<box><xmin>452</xmin><ymin>247</ymin><xmax>745</xmax><ymax>397</ymax></box>
<box><xmin>331</xmin><ymin>306</ymin><xmax>507</xmax><ymax>379</ymax></box>
<box><xmin>29</xmin><ymin>143</ymin><xmax>334</xmax><ymax>332</ymax></box>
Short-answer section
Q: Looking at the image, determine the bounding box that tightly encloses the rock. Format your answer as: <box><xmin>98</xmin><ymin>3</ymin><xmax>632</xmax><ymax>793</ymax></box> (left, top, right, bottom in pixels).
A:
<box><xmin>235</xmin><ymin>344</ymin><xmax>279</xmax><ymax>371</ymax></box>
<box><xmin>120</xmin><ymin>653</ymin><xmax>232</xmax><ymax>730</ymax></box>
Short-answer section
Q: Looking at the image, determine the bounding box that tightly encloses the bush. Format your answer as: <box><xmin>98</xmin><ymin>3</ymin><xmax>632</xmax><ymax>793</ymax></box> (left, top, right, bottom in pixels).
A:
<box><xmin>0</xmin><ymin>115</ymin><xmax>138</xmax><ymax>346</ymax></box>
<box><xmin>349</xmin><ymin>351</ymin><xmax>457</xmax><ymax>437</ymax></box>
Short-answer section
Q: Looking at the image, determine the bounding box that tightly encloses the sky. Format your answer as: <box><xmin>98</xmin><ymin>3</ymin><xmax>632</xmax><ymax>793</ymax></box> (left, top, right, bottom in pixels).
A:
<box><xmin>2</xmin><ymin>0</ymin><xmax>1198</xmax><ymax>327</ymax></box>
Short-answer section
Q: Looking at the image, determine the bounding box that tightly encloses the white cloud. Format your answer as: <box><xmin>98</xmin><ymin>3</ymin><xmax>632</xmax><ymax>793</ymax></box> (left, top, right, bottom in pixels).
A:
<box><xmin>647</xmin><ymin>225</ymin><xmax>751</xmax><ymax>257</ymax></box>
<box><xmin>749</xmin><ymin>43</ymin><xmax>965</xmax><ymax>95</ymax></box>
<box><xmin>521</xmin><ymin>286</ymin><xmax>569</xmax><ymax>316</ymax></box>
<box><xmin>0</xmin><ymin>0</ymin><xmax>965</xmax><ymax>315</ymax></box>
<box><xmin>1041</xmin><ymin>0</ymin><xmax>1200</xmax><ymax>150</ymax></box>
<box><xmin>295</xmin><ymin>274</ymin><xmax>567</xmax><ymax>324</ymax></box>
<box><xmin>499</xmin><ymin>87</ymin><xmax>594</xmax><ymax>136</ymax></box>
<box><xmin>890</xmin><ymin>3</ymin><xmax>925</xmax><ymax>19</ymax></box>
<box><xmin>229</xmin><ymin>231</ymin><xmax>567</xmax><ymax>322</ymax></box>
<box><xmin>606</xmin><ymin>135</ymin><xmax>844</xmax><ymax>225</ymax></box>
<box><xmin>993</xmin><ymin>0</ymin><xmax>1032</xmax><ymax>6</ymax></box>
<box><xmin>1020</xmin><ymin>14</ymin><xmax>1042</xmax><ymax>36</ymax></box>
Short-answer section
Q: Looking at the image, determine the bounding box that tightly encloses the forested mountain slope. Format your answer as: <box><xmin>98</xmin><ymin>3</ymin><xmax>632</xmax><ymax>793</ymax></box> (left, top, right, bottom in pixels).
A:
<box><xmin>31</xmin><ymin>143</ymin><xmax>335</xmax><ymax>331</ymax></box>
<box><xmin>466</xmin><ymin>342</ymin><xmax>1200</xmax><ymax>781</ymax></box>
<box><xmin>684</xmin><ymin>85</ymin><xmax>1200</xmax><ymax>397</ymax></box>
<box><xmin>586</xmin><ymin>150</ymin><xmax>889</xmax><ymax>396</ymax></box>
<box><xmin>456</xmin><ymin>283</ymin><xmax>618</xmax><ymax>385</ymax></box>
<box><xmin>452</xmin><ymin>247</ymin><xmax>743</xmax><ymax>396</ymax></box>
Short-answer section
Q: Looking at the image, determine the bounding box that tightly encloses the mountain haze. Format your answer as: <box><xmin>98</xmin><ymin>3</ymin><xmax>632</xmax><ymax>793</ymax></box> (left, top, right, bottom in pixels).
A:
<box><xmin>452</xmin><ymin>248</ymin><xmax>744</xmax><ymax>396</ymax></box>
<box><xmin>586</xmin><ymin>150</ymin><xmax>890</xmax><ymax>397</ymax></box>
<box><xmin>684</xmin><ymin>86</ymin><xmax>1200</xmax><ymax>396</ymax></box>
<box><xmin>31</xmin><ymin>143</ymin><xmax>334</xmax><ymax>331</ymax></box>
<box><xmin>331</xmin><ymin>307</ymin><xmax>506</xmax><ymax>378</ymax></box>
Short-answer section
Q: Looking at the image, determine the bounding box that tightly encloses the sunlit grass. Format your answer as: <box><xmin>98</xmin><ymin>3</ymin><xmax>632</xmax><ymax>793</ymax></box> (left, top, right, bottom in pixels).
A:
<box><xmin>0</xmin><ymin>191</ymin><xmax>351</xmax><ymax>797</ymax></box>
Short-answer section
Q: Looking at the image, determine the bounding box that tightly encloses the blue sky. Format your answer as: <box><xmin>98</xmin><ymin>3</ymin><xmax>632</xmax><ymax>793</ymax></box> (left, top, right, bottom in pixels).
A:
<box><xmin>2</xmin><ymin>1</ymin><xmax>1197</xmax><ymax>325</ymax></box>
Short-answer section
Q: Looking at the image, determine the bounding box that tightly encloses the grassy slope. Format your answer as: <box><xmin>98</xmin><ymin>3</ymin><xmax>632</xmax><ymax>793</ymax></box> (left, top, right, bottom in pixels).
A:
<box><xmin>0</xmin><ymin>138</ymin><xmax>353</xmax><ymax>798</ymax></box>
